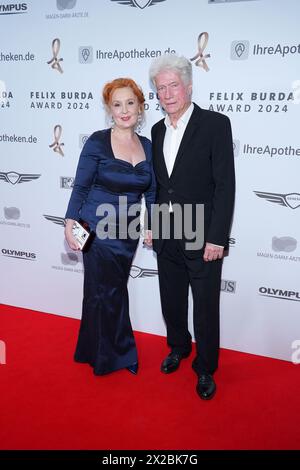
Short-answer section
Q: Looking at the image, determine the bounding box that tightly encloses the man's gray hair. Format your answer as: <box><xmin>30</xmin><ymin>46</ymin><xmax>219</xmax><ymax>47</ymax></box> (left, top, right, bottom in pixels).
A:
<box><xmin>149</xmin><ymin>53</ymin><xmax>193</xmax><ymax>86</ymax></box>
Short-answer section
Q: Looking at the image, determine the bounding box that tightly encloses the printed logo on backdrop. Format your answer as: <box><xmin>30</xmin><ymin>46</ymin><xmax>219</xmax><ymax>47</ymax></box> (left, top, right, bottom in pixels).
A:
<box><xmin>231</xmin><ymin>41</ymin><xmax>249</xmax><ymax>60</ymax></box>
<box><xmin>44</xmin><ymin>214</ymin><xmax>84</xmax><ymax>273</ymax></box>
<box><xmin>208</xmin><ymin>90</ymin><xmax>293</xmax><ymax>114</ymax></box>
<box><xmin>61</xmin><ymin>252</ymin><xmax>81</xmax><ymax>266</ymax></box>
<box><xmin>0</xmin><ymin>171</ymin><xmax>40</xmax><ymax>185</ymax></box>
<box><xmin>272</xmin><ymin>236</ymin><xmax>297</xmax><ymax>253</ymax></box>
<box><xmin>52</xmin><ymin>251</ymin><xmax>84</xmax><ymax>274</ymax></box>
<box><xmin>4</xmin><ymin>207</ymin><xmax>20</xmax><ymax>220</ymax></box>
<box><xmin>233</xmin><ymin>139</ymin><xmax>240</xmax><ymax>157</ymax></box>
<box><xmin>96</xmin><ymin>46</ymin><xmax>175</xmax><ymax>62</ymax></box>
<box><xmin>1</xmin><ymin>249</ymin><xmax>36</xmax><ymax>261</ymax></box>
<box><xmin>0</xmin><ymin>3</ymin><xmax>28</xmax><ymax>15</ymax></box>
<box><xmin>47</xmin><ymin>38</ymin><xmax>63</xmax><ymax>74</ymax></box>
<box><xmin>43</xmin><ymin>215</ymin><xmax>66</xmax><ymax>227</ymax></box>
<box><xmin>257</xmin><ymin>237</ymin><xmax>300</xmax><ymax>264</ymax></box>
<box><xmin>254</xmin><ymin>191</ymin><xmax>300</xmax><ymax>210</ymax></box>
<box><xmin>259</xmin><ymin>286</ymin><xmax>300</xmax><ymax>302</ymax></box>
<box><xmin>292</xmin><ymin>80</ymin><xmax>300</xmax><ymax>105</ymax></box>
<box><xmin>130</xmin><ymin>265</ymin><xmax>158</xmax><ymax>278</ymax></box>
<box><xmin>230</xmin><ymin>39</ymin><xmax>300</xmax><ymax>61</ymax></box>
<box><xmin>221</xmin><ymin>279</ymin><xmax>236</xmax><ymax>293</ymax></box>
<box><xmin>110</xmin><ymin>0</ymin><xmax>166</xmax><ymax>9</ymax></box>
<box><xmin>79</xmin><ymin>47</ymin><xmax>93</xmax><ymax>64</ymax></box>
<box><xmin>209</xmin><ymin>0</ymin><xmax>258</xmax><ymax>3</ymax></box>
<box><xmin>228</xmin><ymin>237</ymin><xmax>236</xmax><ymax>247</ymax></box>
<box><xmin>79</xmin><ymin>134</ymin><xmax>90</xmax><ymax>148</ymax></box>
<box><xmin>0</xmin><ymin>81</ymin><xmax>13</xmax><ymax>109</ymax></box>
<box><xmin>46</xmin><ymin>0</ymin><xmax>88</xmax><ymax>19</ymax></box>
<box><xmin>0</xmin><ymin>50</ymin><xmax>34</xmax><ymax>63</ymax></box>
<box><xmin>57</xmin><ymin>0</ymin><xmax>76</xmax><ymax>9</ymax></box>
<box><xmin>49</xmin><ymin>125</ymin><xmax>64</xmax><ymax>156</ymax></box>
<box><xmin>243</xmin><ymin>142</ymin><xmax>300</xmax><ymax>158</ymax></box>
<box><xmin>0</xmin><ymin>207</ymin><xmax>30</xmax><ymax>229</ymax></box>
<box><xmin>60</xmin><ymin>177</ymin><xmax>74</xmax><ymax>189</ymax></box>
<box><xmin>0</xmin><ymin>133</ymin><xmax>37</xmax><ymax>144</ymax></box>
<box><xmin>190</xmin><ymin>32</ymin><xmax>210</xmax><ymax>72</ymax></box>
<box><xmin>0</xmin><ymin>80</ymin><xmax>6</xmax><ymax>103</ymax></box>
<box><xmin>30</xmin><ymin>91</ymin><xmax>93</xmax><ymax>110</ymax></box>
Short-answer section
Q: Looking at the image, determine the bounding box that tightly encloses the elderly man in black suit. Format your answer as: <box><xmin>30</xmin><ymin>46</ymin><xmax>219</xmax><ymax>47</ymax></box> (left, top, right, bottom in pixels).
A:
<box><xmin>149</xmin><ymin>54</ymin><xmax>235</xmax><ymax>400</ymax></box>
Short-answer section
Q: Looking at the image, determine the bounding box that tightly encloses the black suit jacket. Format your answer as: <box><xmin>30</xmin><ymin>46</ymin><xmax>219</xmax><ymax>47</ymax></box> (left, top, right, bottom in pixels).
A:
<box><xmin>151</xmin><ymin>103</ymin><xmax>235</xmax><ymax>258</ymax></box>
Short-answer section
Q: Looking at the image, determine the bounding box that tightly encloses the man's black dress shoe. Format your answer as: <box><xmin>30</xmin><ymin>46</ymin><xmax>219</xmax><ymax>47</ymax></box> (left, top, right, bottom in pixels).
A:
<box><xmin>196</xmin><ymin>374</ymin><xmax>216</xmax><ymax>400</ymax></box>
<box><xmin>126</xmin><ymin>362</ymin><xmax>138</xmax><ymax>375</ymax></box>
<box><xmin>161</xmin><ymin>352</ymin><xmax>190</xmax><ymax>374</ymax></box>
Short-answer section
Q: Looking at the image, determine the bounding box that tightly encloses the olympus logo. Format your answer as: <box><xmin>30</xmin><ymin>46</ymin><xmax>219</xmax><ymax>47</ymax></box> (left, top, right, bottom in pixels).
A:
<box><xmin>2</xmin><ymin>249</ymin><xmax>36</xmax><ymax>260</ymax></box>
<box><xmin>0</xmin><ymin>3</ymin><xmax>27</xmax><ymax>15</ymax></box>
<box><xmin>259</xmin><ymin>287</ymin><xmax>300</xmax><ymax>302</ymax></box>
<box><xmin>221</xmin><ymin>279</ymin><xmax>236</xmax><ymax>293</ymax></box>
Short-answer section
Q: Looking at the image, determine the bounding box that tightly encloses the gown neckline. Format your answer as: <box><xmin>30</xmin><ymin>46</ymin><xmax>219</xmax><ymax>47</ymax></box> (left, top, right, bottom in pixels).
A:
<box><xmin>108</xmin><ymin>128</ymin><xmax>147</xmax><ymax>168</ymax></box>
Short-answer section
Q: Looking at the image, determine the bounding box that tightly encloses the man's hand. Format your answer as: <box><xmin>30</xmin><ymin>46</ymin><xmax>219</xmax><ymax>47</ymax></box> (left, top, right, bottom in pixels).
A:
<box><xmin>203</xmin><ymin>242</ymin><xmax>224</xmax><ymax>262</ymax></box>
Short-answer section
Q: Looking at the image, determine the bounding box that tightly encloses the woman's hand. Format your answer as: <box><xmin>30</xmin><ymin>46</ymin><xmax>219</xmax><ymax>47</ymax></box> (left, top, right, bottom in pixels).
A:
<box><xmin>143</xmin><ymin>230</ymin><xmax>153</xmax><ymax>248</ymax></box>
<box><xmin>65</xmin><ymin>219</ymin><xmax>81</xmax><ymax>251</ymax></box>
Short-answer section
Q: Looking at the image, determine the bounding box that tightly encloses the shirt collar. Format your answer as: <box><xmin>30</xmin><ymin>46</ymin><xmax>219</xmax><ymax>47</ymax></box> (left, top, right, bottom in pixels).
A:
<box><xmin>164</xmin><ymin>102</ymin><xmax>194</xmax><ymax>129</ymax></box>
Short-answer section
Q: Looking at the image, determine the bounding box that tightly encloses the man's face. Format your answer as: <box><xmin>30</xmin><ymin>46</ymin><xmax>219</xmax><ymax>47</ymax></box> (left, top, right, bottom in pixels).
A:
<box><xmin>155</xmin><ymin>70</ymin><xmax>192</xmax><ymax>120</ymax></box>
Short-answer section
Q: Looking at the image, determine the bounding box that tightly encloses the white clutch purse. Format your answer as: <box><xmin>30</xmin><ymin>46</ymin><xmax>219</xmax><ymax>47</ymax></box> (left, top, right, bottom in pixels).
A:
<box><xmin>72</xmin><ymin>219</ymin><xmax>94</xmax><ymax>251</ymax></box>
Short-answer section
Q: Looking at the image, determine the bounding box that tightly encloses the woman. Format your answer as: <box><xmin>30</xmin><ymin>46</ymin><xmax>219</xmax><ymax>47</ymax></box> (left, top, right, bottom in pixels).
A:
<box><xmin>65</xmin><ymin>78</ymin><xmax>155</xmax><ymax>376</ymax></box>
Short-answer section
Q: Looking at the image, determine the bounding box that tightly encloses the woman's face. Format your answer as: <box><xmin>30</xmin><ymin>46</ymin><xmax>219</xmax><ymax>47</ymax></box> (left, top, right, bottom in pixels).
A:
<box><xmin>110</xmin><ymin>87</ymin><xmax>140</xmax><ymax>130</ymax></box>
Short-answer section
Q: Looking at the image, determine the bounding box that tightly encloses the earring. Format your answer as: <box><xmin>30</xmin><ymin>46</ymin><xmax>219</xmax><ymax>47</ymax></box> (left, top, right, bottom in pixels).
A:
<box><xmin>136</xmin><ymin>113</ymin><xmax>142</xmax><ymax>133</ymax></box>
<box><xmin>110</xmin><ymin>116</ymin><xmax>115</xmax><ymax>131</ymax></box>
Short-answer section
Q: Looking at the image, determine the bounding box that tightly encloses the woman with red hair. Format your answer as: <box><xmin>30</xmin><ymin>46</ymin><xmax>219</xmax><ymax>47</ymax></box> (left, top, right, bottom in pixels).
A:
<box><xmin>65</xmin><ymin>78</ymin><xmax>156</xmax><ymax>376</ymax></box>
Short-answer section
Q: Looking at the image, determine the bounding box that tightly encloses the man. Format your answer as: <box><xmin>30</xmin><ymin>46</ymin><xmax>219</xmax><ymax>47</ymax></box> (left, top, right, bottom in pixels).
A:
<box><xmin>149</xmin><ymin>54</ymin><xmax>235</xmax><ymax>400</ymax></box>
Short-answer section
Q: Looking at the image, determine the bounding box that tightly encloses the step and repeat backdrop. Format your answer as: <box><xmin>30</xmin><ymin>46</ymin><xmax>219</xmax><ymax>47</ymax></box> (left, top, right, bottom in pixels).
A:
<box><xmin>0</xmin><ymin>0</ymin><xmax>299</xmax><ymax>362</ymax></box>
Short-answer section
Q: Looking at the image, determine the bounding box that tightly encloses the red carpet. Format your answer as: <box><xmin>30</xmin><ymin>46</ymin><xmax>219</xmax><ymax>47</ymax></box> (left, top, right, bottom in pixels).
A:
<box><xmin>0</xmin><ymin>303</ymin><xmax>299</xmax><ymax>450</ymax></box>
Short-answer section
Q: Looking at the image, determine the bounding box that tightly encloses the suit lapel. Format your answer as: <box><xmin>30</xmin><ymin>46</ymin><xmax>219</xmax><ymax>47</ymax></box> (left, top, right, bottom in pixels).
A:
<box><xmin>155</xmin><ymin>123</ymin><xmax>169</xmax><ymax>181</ymax></box>
<box><xmin>170</xmin><ymin>104</ymin><xmax>202</xmax><ymax>180</ymax></box>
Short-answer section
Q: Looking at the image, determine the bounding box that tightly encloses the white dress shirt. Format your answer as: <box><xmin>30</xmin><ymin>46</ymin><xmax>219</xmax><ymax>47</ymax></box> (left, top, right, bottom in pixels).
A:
<box><xmin>163</xmin><ymin>103</ymin><xmax>194</xmax><ymax>178</ymax></box>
